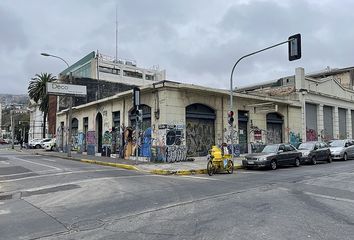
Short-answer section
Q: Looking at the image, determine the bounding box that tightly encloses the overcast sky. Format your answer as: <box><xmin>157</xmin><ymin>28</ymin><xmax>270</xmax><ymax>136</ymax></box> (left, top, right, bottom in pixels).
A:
<box><xmin>1</xmin><ymin>0</ymin><xmax>354</xmax><ymax>95</ymax></box>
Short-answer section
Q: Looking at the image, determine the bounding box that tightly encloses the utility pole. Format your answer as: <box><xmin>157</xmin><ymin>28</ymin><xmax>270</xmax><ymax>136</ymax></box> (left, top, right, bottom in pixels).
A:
<box><xmin>11</xmin><ymin>110</ymin><xmax>14</xmax><ymax>149</ymax></box>
<box><xmin>67</xmin><ymin>72</ymin><xmax>73</xmax><ymax>157</ymax></box>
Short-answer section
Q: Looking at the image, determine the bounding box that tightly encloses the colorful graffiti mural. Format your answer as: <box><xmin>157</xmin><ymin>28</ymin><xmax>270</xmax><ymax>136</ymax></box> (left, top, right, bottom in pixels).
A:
<box><xmin>306</xmin><ymin>128</ymin><xmax>317</xmax><ymax>141</ymax></box>
<box><xmin>150</xmin><ymin>124</ymin><xmax>187</xmax><ymax>162</ymax></box>
<box><xmin>166</xmin><ymin>145</ymin><xmax>187</xmax><ymax>162</ymax></box>
<box><xmin>86</xmin><ymin>131</ymin><xmax>96</xmax><ymax>155</ymax></box>
<box><xmin>289</xmin><ymin>131</ymin><xmax>302</xmax><ymax>148</ymax></box>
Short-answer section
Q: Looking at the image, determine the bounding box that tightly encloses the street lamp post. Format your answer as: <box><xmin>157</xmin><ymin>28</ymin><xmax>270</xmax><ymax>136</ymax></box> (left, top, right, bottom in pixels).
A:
<box><xmin>229</xmin><ymin>36</ymin><xmax>300</xmax><ymax>157</ymax></box>
<box><xmin>41</xmin><ymin>52</ymin><xmax>73</xmax><ymax>157</ymax></box>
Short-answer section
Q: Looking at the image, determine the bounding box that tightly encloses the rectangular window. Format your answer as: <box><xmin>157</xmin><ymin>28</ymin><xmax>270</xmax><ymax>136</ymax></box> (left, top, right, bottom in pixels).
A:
<box><xmin>145</xmin><ymin>74</ymin><xmax>154</xmax><ymax>80</ymax></box>
<box><xmin>112</xmin><ymin>111</ymin><xmax>120</xmax><ymax>129</ymax></box>
<box><xmin>99</xmin><ymin>66</ymin><xmax>120</xmax><ymax>75</ymax></box>
<box><xmin>123</xmin><ymin>70</ymin><xmax>143</xmax><ymax>79</ymax></box>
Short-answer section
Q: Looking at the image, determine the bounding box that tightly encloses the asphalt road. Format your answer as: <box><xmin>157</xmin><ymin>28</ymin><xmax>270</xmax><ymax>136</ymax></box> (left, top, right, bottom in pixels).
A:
<box><xmin>1</xmin><ymin>148</ymin><xmax>354</xmax><ymax>240</ymax></box>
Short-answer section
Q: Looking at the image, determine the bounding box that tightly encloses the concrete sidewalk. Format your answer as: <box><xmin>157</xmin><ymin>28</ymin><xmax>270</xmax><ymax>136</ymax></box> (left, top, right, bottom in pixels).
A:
<box><xmin>18</xmin><ymin>148</ymin><xmax>245</xmax><ymax>175</ymax></box>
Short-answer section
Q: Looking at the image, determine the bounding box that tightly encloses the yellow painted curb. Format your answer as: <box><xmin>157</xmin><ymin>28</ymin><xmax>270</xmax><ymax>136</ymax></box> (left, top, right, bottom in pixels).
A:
<box><xmin>150</xmin><ymin>164</ymin><xmax>243</xmax><ymax>175</ymax></box>
<box><xmin>80</xmin><ymin>159</ymin><xmax>139</xmax><ymax>171</ymax></box>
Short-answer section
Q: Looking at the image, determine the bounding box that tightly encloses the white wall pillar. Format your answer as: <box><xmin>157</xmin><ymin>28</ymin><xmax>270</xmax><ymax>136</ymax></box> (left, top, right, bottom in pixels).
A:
<box><xmin>301</xmin><ymin>94</ymin><xmax>307</xmax><ymax>142</ymax></box>
<box><xmin>334</xmin><ymin>106</ymin><xmax>339</xmax><ymax>139</ymax></box>
<box><xmin>347</xmin><ymin>109</ymin><xmax>352</xmax><ymax>139</ymax></box>
<box><xmin>317</xmin><ymin>104</ymin><xmax>324</xmax><ymax>140</ymax></box>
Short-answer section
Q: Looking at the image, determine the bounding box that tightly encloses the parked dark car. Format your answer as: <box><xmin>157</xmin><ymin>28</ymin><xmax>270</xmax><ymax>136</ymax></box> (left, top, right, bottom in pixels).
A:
<box><xmin>243</xmin><ymin>143</ymin><xmax>302</xmax><ymax>170</ymax></box>
<box><xmin>297</xmin><ymin>141</ymin><xmax>332</xmax><ymax>164</ymax></box>
<box><xmin>328</xmin><ymin>139</ymin><xmax>354</xmax><ymax>161</ymax></box>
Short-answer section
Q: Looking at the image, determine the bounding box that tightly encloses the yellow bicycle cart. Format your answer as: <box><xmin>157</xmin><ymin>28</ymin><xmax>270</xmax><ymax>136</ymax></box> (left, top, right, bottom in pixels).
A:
<box><xmin>206</xmin><ymin>145</ymin><xmax>234</xmax><ymax>176</ymax></box>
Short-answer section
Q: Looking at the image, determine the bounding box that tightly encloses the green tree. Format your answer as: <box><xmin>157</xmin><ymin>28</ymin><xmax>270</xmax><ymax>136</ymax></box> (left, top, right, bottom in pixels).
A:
<box><xmin>28</xmin><ymin>73</ymin><xmax>56</xmax><ymax>138</ymax></box>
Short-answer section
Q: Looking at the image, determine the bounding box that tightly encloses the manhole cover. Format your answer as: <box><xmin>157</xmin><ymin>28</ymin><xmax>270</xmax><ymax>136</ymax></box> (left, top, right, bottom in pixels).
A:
<box><xmin>70</xmin><ymin>219</ymin><xmax>105</xmax><ymax>231</ymax></box>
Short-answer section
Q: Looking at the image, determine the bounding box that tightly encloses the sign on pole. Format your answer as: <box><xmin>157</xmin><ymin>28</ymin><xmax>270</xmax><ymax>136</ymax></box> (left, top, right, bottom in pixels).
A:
<box><xmin>46</xmin><ymin>82</ymin><xmax>87</xmax><ymax>97</ymax></box>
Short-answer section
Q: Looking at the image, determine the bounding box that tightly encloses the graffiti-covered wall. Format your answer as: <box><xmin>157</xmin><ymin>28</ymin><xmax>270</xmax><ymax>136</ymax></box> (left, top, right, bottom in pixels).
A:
<box><xmin>151</xmin><ymin>124</ymin><xmax>187</xmax><ymax>162</ymax></box>
<box><xmin>186</xmin><ymin>119</ymin><xmax>215</xmax><ymax>157</ymax></box>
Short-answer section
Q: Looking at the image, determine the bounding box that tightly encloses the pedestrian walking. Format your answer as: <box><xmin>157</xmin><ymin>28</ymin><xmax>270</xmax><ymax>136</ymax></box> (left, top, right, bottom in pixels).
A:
<box><xmin>19</xmin><ymin>138</ymin><xmax>23</xmax><ymax>150</ymax></box>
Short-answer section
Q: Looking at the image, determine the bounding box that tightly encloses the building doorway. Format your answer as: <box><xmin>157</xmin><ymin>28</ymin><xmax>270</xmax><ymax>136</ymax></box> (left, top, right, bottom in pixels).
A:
<box><xmin>186</xmin><ymin>103</ymin><xmax>216</xmax><ymax>157</ymax></box>
<box><xmin>96</xmin><ymin>113</ymin><xmax>103</xmax><ymax>153</ymax></box>
<box><xmin>266</xmin><ymin>112</ymin><xmax>283</xmax><ymax>144</ymax></box>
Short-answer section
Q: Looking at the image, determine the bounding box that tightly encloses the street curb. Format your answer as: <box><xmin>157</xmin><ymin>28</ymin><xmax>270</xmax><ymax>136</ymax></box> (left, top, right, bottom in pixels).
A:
<box><xmin>149</xmin><ymin>164</ymin><xmax>243</xmax><ymax>175</ymax></box>
<box><xmin>23</xmin><ymin>150</ymin><xmax>245</xmax><ymax>175</ymax></box>
<box><xmin>80</xmin><ymin>159</ymin><xmax>139</xmax><ymax>171</ymax></box>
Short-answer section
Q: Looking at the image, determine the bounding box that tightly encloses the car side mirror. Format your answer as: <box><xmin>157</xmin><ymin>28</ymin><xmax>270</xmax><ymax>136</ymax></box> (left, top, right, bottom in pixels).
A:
<box><xmin>278</xmin><ymin>149</ymin><xmax>284</xmax><ymax>153</ymax></box>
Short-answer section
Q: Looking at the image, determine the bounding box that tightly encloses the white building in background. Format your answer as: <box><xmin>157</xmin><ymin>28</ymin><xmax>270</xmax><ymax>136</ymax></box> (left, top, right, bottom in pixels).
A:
<box><xmin>28</xmin><ymin>104</ymin><xmax>46</xmax><ymax>141</ymax></box>
<box><xmin>59</xmin><ymin>51</ymin><xmax>166</xmax><ymax>86</ymax></box>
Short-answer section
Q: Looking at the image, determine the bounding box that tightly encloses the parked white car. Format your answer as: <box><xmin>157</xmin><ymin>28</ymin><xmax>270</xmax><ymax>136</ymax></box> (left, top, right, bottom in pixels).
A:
<box><xmin>29</xmin><ymin>138</ymin><xmax>52</xmax><ymax>149</ymax></box>
<box><xmin>42</xmin><ymin>138</ymin><xmax>56</xmax><ymax>151</ymax></box>
<box><xmin>28</xmin><ymin>138</ymin><xmax>42</xmax><ymax>148</ymax></box>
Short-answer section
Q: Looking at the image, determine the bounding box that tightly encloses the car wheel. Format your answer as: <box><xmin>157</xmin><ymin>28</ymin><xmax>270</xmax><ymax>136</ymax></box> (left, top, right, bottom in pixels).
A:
<box><xmin>311</xmin><ymin>156</ymin><xmax>317</xmax><ymax>165</ymax></box>
<box><xmin>270</xmin><ymin>160</ymin><xmax>277</xmax><ymax>170</ymax></box>
<box><xmin>343</xmin><ymin>153</ymin><xmax>348</xmax><ymax>161</ymax></box>
<box><xmin>295</xmin><ymin>158</ymin><xmax>300</xmax><ymax>167</ymax></box>
<box><xmin>35</xmin><ymin>144</ymin><xmax>41</xmax><ymax>149</ymax></box>
<box><xmin>327</xmin><ymin>155</ymin><xmax>332</xmax><ymax>163</ymax></box>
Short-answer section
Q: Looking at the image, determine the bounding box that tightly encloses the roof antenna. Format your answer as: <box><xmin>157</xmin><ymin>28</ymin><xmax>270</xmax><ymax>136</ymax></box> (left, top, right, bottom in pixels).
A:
<box><xmin>115</xmin><ymin>3</ymin><xmax>118</xmax><ymax>68</ymax></box>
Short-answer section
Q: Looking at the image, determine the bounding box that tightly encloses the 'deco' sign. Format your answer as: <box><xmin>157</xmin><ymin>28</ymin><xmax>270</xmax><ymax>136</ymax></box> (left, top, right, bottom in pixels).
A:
<box><xmin>46</xmin><ymin>82</ymin><xmax>87</xmax><ymax>96</ymax></box>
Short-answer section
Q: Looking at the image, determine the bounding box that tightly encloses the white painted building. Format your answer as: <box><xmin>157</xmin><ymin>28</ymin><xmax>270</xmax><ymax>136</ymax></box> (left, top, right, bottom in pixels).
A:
<box><xmin>28</xmin><ymin>104</ymin><xmax>46</xmax><ymax>140</ymax></box>
<box><xmin>59</xmin><ymin>51</ymin><xmax>166</xmax><ymax>87</ymax></box>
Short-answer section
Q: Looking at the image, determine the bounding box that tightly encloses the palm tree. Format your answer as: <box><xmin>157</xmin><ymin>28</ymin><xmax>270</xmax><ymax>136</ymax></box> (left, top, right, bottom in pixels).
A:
<box><xmin>28</xmin><ymin>73</ymin><xmax>57</xmax><ymax>138</ymax></box>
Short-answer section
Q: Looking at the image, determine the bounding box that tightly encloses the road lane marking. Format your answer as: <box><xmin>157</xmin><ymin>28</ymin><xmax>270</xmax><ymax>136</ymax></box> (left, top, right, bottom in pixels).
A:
<box><xmin>0</xmin><ymin>210</ymin><xmax>10</xmax><ymax>215</ymax></box>
<box><xmin>179</xmin><ymin>175</ymin><xmax>221</xmax><ymax>181</ymax></box>
<box><xmin>11</xmin><ymin>157</ymin><xmax>62</xmax><ymax>171</ymax></box>
<box><xmin>0</xmin><ymin>168</ymin><xmax>130</xmax><ymax>182</ymax></box>
<box><xmin>0</xmin><ymin>161</ymin><xmax>10</xmax><ymax>165</ymax></box>
<box><xmin>41</xmin><ymin>158</ymin><xmax>57</xmax><ymax>162</ymax></box>
<box><xmin>0</xmin><ymin>169</ymin><xmax>58</xmax><ymax>177</ymax></box>
<box><xmin>10</xmin><ymin>175</ymin><xmax>154</xmax><ymax>193</ymax></box>
<box><xmin>303</xmin><ymin>191</ymin><xmax>354</xmax><ymax>204</ymax></box>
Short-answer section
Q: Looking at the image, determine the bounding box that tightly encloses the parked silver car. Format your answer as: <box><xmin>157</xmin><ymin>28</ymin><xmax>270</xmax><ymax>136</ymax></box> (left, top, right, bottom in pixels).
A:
<box><xmin>329</xmin><ymin>139</ymin><xmax>354</xmax><ymax>161</ymax></box>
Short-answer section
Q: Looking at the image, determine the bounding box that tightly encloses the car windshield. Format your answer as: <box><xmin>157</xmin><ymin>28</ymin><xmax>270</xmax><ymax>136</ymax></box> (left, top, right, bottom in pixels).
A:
<box><xmin>262</xmin><ymin>145</ymin><xmax>278</xmax><ymax>153</ymax></box>
<box><xmin>329</xmin><ymin>140</ymin><xmax>345</xmax><ymax>147</ymax></box>
<box><xmin>298</xmin><ymin>142</ymin><xmax>315</xmax><ymax>150</ymax></box>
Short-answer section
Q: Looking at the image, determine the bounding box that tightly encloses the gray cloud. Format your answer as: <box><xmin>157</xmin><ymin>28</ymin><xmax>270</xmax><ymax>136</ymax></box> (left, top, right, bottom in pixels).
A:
<box><xmin>1</xmin><ymin>0</ymin><xmax>354</xmax><ymax>94</ymax></box>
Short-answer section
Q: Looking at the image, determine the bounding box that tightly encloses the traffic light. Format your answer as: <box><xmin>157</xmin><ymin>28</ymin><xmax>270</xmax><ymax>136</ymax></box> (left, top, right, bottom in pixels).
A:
<box><xmin>132</xmin><ymin>87</ymin><xmax>140</xmax><ymax>107</ymax></box>
<box><xmin>228</xmin><ymin>111</ymin><xmax>234</xmax><ymax>126</ymax></box>
<box><xmin>288</xmin><ymin>33</ymin><xmax>301</xmax><ymax>61</ymax></box>
<box><xmin>136</xmin><ymin>109</ymin><xmax>143</xmax><ymax>122</ymax></box>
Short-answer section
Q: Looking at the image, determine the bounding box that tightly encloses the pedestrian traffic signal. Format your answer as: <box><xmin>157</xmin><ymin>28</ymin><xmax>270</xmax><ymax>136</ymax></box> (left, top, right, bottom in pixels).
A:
<box><xmin>288</xmin><ymin>33</ymin><xmax>301</xmax><ymax>61</ymax></box>
<box><xmin>228</xmin><ymin>111</ymin><xmax>234</xmax><ymax>126</ymax></box>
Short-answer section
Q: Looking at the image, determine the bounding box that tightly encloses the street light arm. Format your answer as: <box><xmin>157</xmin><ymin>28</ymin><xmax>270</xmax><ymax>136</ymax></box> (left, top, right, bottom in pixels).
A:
<box><xmin>229</xmin><ymin>39</ymin><xmax>290</xmax><ymax>110</ymax></box>
<box><xmin>228</xmin><ymin>38</ymin><xmax>291</xmax><ymax>158</ymax></box>
<box><xmin>40</xmin><ymin>53</ymin><xmax>70</xmax><ymax>68</ymax></box>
